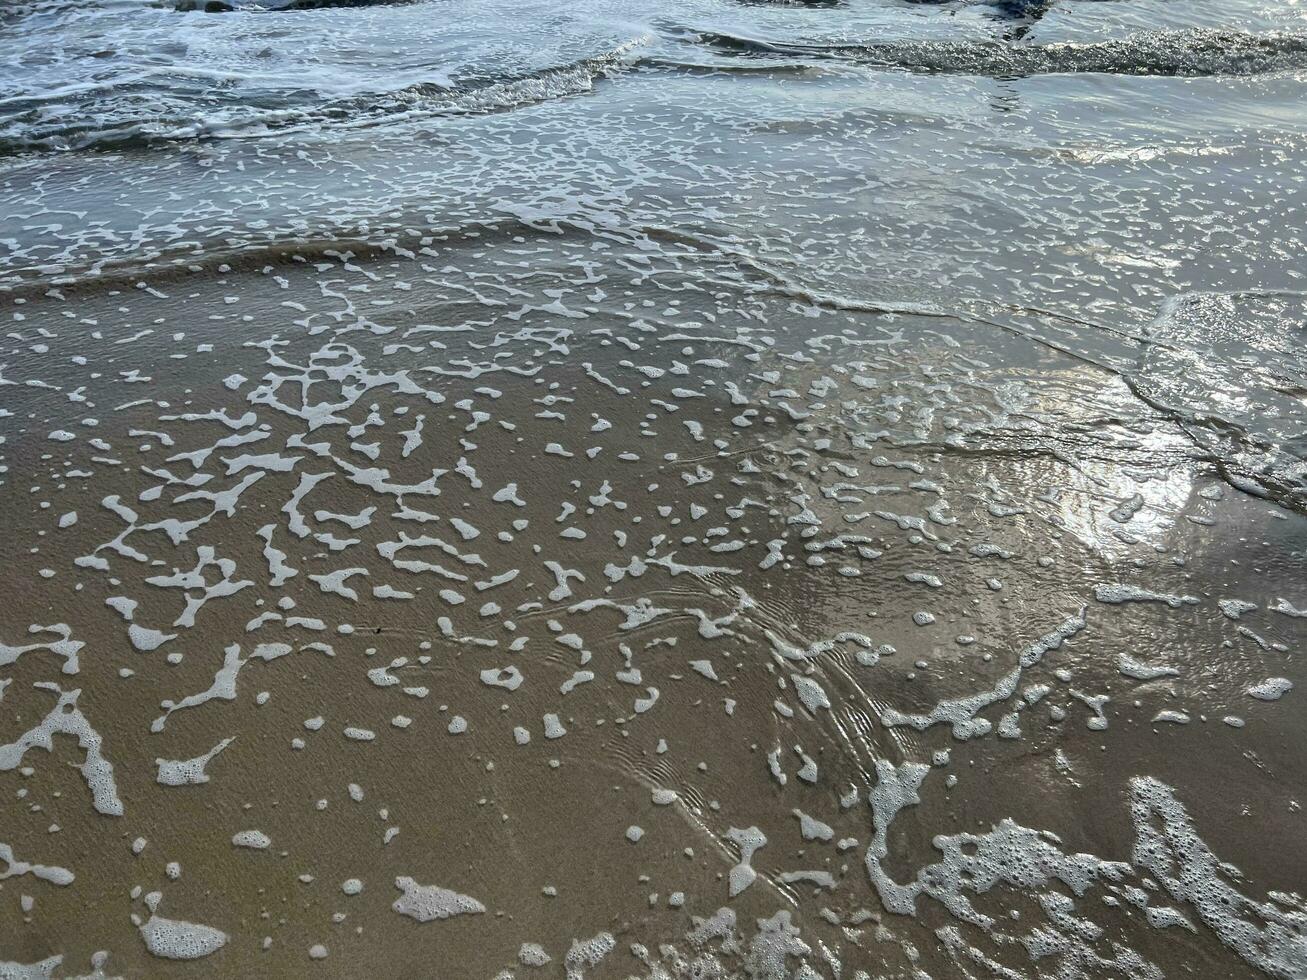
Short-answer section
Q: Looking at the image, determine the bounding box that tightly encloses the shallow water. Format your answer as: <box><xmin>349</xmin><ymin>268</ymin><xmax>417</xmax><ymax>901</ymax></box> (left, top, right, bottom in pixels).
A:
<box><xmin>1</xmin><ymin>1</ymin><xmax>1306</xmax><ymax>977</ymax></box>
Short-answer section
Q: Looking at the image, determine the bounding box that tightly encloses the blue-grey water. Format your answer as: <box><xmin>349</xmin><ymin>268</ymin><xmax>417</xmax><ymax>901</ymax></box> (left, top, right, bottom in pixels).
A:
<box><xmin>1</xmin><ymin>1</ymin><xmax>1305</xmax><ymax>977</ymax></box>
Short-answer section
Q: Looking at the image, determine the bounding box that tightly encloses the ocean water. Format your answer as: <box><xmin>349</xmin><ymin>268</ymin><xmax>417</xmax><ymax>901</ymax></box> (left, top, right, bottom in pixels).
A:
<box><xmin>1</xmin><ymin>1</ymin><xmax>1306</xmax><ymax>977</ymax></box>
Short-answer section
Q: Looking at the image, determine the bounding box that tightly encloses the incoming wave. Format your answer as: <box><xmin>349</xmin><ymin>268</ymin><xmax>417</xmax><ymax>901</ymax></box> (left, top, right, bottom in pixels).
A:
<box><xmin>682</xmin><ymin>27</ymin><xmax>1307</xmax><ymax>78</ymax></box>
<box><xmin>172</xmin><ymin>0</ymin><xmax>421</xmax><ymax>12</ymax></box>
<box><xmin>0</xmin><ymin>41</ymin><xmax>646</xmax><ymax>155</ymax></box>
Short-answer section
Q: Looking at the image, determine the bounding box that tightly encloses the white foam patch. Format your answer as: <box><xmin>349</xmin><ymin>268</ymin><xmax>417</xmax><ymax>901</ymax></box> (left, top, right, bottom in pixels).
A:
<box><xmin>881</xmin><ymin>612</ymin><xmax>1086</xmax><ymax>740</ymax></box>
<box><xmin>0</xmin><ymin>956</ymin><xmax>62</xmax><ymax>979</ymax></box>
<box><xmin>0</xmin><ymin>684</ymin><xmax>122</xmax><ymax>816</ymax></box>
<box><xmin>725</xmin><ymin>826</ymin><xmax>767</xmax><ymax>897</ymax></box>
<box><xmin>1131</xmin><ymin>777</ymin><xmax>1307</xmax><ymax>976</ymax></box>
<box><xmin>155</xmin><ymin>737</ymin><xmax>234</xmax><ymax>787</ymax></box>
<box><xmin>1095</xmin><ymin>584</ymin><xmax>1199</xmax><ymax>607</ymax></box>
<box><xmin>137</xmin><ymin>896</ymin><xmax>227</xmax><ymax>961</ymax></box>
<box><xmin>0</xmin><ymin>625</ymin><xmax>83</xmax><ymax>676</ymax></box>
<box><xmin>391</xmin><ymin>877</ymin><xmax>485</xmax><ymax>922</ymax></box>
<box><xmin>1248</xmin><ymin>677</ymin><xmax>1293</xmax><ymax>701</ymax></box>
<box><xmin>0</xmin><ymin>842</ymin><xmax>75</xmax><ymax>886</ymax></box>
<box><xmin>231</xmin><ymin>830</ymin><xmax>271</xmax><ymax>850</ymax></box>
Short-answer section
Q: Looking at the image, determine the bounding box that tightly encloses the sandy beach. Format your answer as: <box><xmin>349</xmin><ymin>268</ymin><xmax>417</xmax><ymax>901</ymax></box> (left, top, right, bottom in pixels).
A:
<box><xmin>3</xmin><ymin>1</ymin><xmax>1307</xmax><ymax>976</ymax></box>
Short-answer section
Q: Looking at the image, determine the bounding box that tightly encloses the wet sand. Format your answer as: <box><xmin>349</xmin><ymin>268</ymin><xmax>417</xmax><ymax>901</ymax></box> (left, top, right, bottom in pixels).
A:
<box><xmin>1</xmin><ymin>229</ymin><xmax>1305</xmax><ymax>978</ymax></box>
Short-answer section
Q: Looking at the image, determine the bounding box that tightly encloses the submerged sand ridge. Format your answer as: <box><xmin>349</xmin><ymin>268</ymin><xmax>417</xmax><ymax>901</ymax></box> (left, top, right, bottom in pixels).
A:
<box><xmin>0</xmin><ymin>226</ymin><xmax>1304</xmax><ymax>977</ymax></box>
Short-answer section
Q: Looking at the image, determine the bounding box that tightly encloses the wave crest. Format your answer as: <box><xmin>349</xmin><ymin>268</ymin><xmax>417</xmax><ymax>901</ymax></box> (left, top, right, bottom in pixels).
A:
<box><xmin>685</xmin><ymin>27</ymin><xmax>1307</xmax><ymax>78</ymax></box>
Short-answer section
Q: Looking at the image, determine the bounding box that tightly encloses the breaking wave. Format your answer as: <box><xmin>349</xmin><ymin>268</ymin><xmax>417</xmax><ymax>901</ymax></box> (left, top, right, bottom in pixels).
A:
<box><xmin>0</xmin><ymin>43</ymin><xmax>644</xmax><ymax>155</ymax></box>
<box><xmin>685</xmin><ymin>27</ymin><xmax>1307</xmax><ymax>78</ymax></box>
